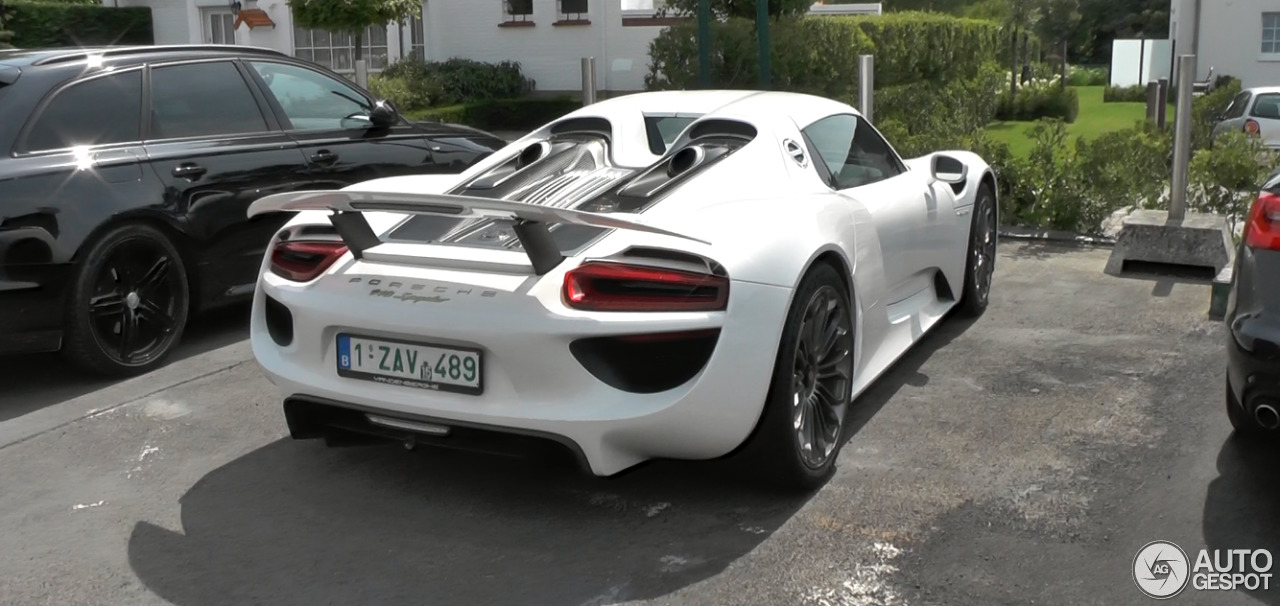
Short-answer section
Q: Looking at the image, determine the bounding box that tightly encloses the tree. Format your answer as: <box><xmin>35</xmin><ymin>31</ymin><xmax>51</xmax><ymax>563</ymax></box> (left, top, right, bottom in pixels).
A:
<box><xmin>0</xmin><ymin>3</ymin><xmax>12</xmax><ymax>49</ymax></box>
<box><xmin>662</xmin><ymin>0</ymin><xmax>810</xmax><ymax>19</ymax></box>
<box><xmin>1036</xmin><ymin>0</ymin><xmax>1080</xmax><ymax>89</ymax></box>
<box><xmin>1003</xmin><ymin>0</ymin><xmax>1040</xmax><ymax>95</ymax></box>
<box><xmin>287</xmin><ymin>0</ymin><xmax>421</xmax><ymax>85</ymax></box>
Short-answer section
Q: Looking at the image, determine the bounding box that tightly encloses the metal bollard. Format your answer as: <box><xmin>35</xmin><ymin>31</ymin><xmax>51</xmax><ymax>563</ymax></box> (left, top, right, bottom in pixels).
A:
<box><xmin>858</xmin><ymin>55</ymin><xmax>874</xmax><ymax>124</ymax></box>
<box><xmin>1170</xmin><ymin>56</ymin><xmax>1196</xmax><ymax>221</ymax></box>
<box><xmin>1146</xmin><ymin>81</ymin><xmax>1160</xmax><ymax>123</ymax></box>
<box><xmin>1157</xmin><ymin>78</ymin><xmax>1169</xmax><ymax>128</ymax></box>
<box><xmin>581</xmin><ymin>57</ymin><xmax>597</xmax><ymax>106</ymax></box>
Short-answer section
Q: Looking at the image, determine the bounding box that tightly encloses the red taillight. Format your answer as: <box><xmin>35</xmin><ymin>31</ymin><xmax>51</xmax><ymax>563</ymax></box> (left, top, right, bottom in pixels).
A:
<box><xmin>269</xmin><ymin>240</ymin><xmax>349</xmax><ymax>282</ymax></box>
<box><xmin>1244</xmin><ymin>192</ymin><xmax>1280</xmax><ymax>250</ymax></box>
<box><xmin>1246</xmin><ymin>119</ymin><xmax>1262</xmax><ymax>136</ymax></box>
<box><xmin>563</xmin><ymin>261</ymin><xmax>729</xmax><ymax>312</ymax></box>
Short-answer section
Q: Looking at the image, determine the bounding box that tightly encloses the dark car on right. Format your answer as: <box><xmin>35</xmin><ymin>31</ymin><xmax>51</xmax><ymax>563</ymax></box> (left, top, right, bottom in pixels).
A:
<box><xmin>1225</xmin><ymin>167</ymin><xmax>1280</xmax><ymax>436</ymax></box>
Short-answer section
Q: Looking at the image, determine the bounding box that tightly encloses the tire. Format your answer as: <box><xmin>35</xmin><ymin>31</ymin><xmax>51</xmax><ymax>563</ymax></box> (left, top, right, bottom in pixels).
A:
<box><xmin>1227</xmin><ymin>378</ymin><xmax>1265</xmax><ymax>439</ymax></box>
<box><xmin>741</xmin><ymin>263</ymin><xmax>856</xmax><ymax>493</ymax></box>
<box><xmin>956</xmin><ymin>182</ymin><xmax>997</xmax><ymax>318</ymax></box>
<box><xmin>62</xmin><ymin>223</ymin><xmax>190</xmax><ymax>377</ymax></box>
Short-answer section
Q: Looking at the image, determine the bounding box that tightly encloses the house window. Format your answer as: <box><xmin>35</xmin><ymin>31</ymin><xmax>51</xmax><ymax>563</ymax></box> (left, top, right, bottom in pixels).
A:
<box><xmin>408</xmin><ymin>13</ymin><xmax>425</xmax><ymax>60</ymax></box>
<box><xmin>560</xmin><ymin>0</ymin><xmax>588</xmax><ymax>21</ymax></box>
<box><xmin>504</xmin><ymin>0</ymin><xmax>533</xmax><ymax>22</ymax></box>
<box><xmin>293</xmin><ymin>25</ymin><xmax>389</xmax><ymax>73</ymax></box>
<box><xmin>1265</xmin><ymin>13</ymin><xmax>1280</xmax><ymax>55</ymax></box>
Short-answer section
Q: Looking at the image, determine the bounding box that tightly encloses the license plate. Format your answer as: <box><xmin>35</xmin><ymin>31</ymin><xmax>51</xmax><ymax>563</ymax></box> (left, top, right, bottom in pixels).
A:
<box><xmin>336</xmin><ymin>334</ymin><xmax>483</xmax><ymax>395</ymax></box>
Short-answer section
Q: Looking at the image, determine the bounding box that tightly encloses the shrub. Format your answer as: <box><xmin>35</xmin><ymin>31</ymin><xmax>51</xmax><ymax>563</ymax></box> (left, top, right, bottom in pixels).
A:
<box><xmin>1192</xmin><ymin>76</ymin><xmax>1242</xmax><ymax>150</ymax></box>
<box><xmin>380</xmin><ymin>57</ymin><xmax>533</xmax><ymax>107</ymax></box>
<box><xmin>404</xmin><ymin>97</ymin><xmax>581</xmax><ymax>131</ymax></box>
<box><xmin>872</xmin><ymin>61</ymin><xmax>1008</xmax><ymax>157</ymax></box>
<box><xmin>1189</xmin><ymin>131</ymin><xmax>1278</xmax><ymax>234</ymax></box>
<box><xmin>646</xmin><ymin>17</ymin><xmax>873</xmax><ymax>96</ymax></box>
<box><xmin>5</xmin><ymin>1</ymin><xmax>152</xmax><ymax>47</ymax></box>
<box><xmin>1103</xmin><ymin>85</ymin><xmax>1147</xmax><ymax>103</ymax></box>
<box><xmin>996</xmin><ymin>78</ymin><xmax>1079</xmax><ymax>123</ymax></box>
<box><xmin>367</xmin><ymin>73</ymin><xmax>432</xmax><ymax>112</ymax></box>
<box><xmin>1068</xmin><ymin>65</ymin><xmax>1109</xmax><ymax>87</ymax></box>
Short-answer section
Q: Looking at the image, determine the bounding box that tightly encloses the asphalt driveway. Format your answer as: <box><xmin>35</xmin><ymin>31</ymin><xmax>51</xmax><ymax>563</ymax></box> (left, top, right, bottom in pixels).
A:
<box><xmin>0</xmin><ymin>240</ymin><xmax>1271</xmax><ymax>606</ymax></box>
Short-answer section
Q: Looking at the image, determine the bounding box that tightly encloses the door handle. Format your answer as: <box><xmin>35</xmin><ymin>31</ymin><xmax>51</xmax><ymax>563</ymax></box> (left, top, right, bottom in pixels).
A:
<box><xmin>310</xmin><ymin>150</ymin><xmax>338</xmax><ymax>164</ymax></box>
<box><xmin>172</xmin><ymin>163</ymin><xmax>206</xmax><ymax>179</ymax></box>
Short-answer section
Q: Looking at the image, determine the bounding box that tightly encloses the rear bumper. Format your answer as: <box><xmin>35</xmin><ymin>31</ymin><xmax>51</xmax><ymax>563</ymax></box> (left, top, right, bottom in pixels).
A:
<box><xmin>1225</xmin><ymin>247</ymin><xmax>1280</xmax><ymax>420</ymax></box>
<box><xmin>0</xmin><ymin>264</ymin><xmax>71</xmax><ymax>355</ymax></box>
<box><xmin>250</xmin><ymin>265</ymin><xmax>793</xmax><ymax>476</ymax></box>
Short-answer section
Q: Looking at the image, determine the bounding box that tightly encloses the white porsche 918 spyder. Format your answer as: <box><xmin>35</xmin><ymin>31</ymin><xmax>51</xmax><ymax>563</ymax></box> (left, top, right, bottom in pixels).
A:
<box><xmin>245</xmin><ymin>90</ymin><xmax>998</xmax><ymax>490</ymax></box>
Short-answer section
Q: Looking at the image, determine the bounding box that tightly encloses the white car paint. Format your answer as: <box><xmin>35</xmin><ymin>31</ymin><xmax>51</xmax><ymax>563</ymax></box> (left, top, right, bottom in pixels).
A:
<box><xmin>246</xmin><ymin>90</ymin><xmax>996</xmax><ymax>476</ymax></box>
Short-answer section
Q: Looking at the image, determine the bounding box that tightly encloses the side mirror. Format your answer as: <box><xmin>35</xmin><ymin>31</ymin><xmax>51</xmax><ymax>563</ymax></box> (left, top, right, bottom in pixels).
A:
<box><xmin>931</xmin><ymin>154</ymin><xmax>968</xmax><ymax>185</ymax></box>
<box><xmin>369</xmin><ymin>99</ymin><xmax>399</xmax><ymax>128</ymax></box>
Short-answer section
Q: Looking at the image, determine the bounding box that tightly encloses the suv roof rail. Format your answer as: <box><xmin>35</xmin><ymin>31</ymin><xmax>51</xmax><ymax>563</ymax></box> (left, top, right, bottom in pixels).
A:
<box><xmin>32</xmin><ymin>44</ymin><xmax>287</xmax><ymax>66</ymax></box>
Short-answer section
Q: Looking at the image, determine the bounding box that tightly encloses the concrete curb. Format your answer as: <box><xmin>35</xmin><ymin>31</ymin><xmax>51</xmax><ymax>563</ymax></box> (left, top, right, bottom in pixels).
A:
<box><xmin>998</xmin><ymin>226</ymin><xmax>1117</xmax><ymax>247</ymax></box>
<box><xmin>0</xmin><ymin>340</ymin><xmax>253</xmax><ymax>451</ymax></box>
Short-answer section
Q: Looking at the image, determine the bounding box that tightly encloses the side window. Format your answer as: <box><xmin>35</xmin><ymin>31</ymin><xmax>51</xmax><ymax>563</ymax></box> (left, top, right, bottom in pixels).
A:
<box><xmin>850</xmin><ymin>120</ymin><xmax>906</xmax><ymax>180</ymax></box>
<box><xmin>1226</xmin><ymin>92</ymin><xmax>1252</xmax><ymax>119</ymax></box>
<box><xmin>23</xmin><ymin>70</ymin><xmax>142</xmax><ymax>152</ymax></box>
<box><xmin>801</xmin><ymin>114</ymin><xmax>905</xmax><ymax>190</ymax></box>
<box><xmin>149</xmin><ymin>62</ymin><xmax>270</xmax><ymax>140</ymax></box>
<box><xmin>248</xmin><ymin>61</ymin><xmax>372</xmax><ymax>131</ymax></box>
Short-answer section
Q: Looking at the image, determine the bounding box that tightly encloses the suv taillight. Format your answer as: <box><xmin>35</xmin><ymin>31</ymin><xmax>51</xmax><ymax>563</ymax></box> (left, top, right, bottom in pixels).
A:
<box><xmin>563</xmin><ymin>261</ymin><xmax>729</xmax><ymax>312</ymax></box>
<box><xmin>1244</xmin><ymin>192</ymin><xmax>1280</xmax><ymax>251</ymax></box>
<box><xmin>269</xmin><ymin>240</ymin><xmax>349</xmax><ymax>282</ymax></box>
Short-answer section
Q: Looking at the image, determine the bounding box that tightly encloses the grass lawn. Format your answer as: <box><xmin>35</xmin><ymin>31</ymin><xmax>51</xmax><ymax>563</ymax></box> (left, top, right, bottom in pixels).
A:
<box><xmin>985</xmin><ymin>86</ymin><xmax>1167</xmax><ymax>158</ymax></box>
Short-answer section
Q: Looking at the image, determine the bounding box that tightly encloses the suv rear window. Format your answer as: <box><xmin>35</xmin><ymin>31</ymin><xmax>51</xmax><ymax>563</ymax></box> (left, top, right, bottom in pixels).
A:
<box><xmin>22</xmin><ymin>70</ymin><xmax>143</xmax><ymax>152</ymax></box>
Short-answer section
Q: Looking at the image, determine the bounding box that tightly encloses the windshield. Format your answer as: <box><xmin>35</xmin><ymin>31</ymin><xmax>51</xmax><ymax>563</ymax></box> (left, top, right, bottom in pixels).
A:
<box><xmin>644</xmin><ymin>115</ymin><xmax>698</xmax><ymax>155</ymax></box>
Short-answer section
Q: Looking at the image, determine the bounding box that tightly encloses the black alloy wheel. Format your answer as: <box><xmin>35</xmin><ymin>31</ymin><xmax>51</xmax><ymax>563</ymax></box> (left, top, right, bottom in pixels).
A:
<box><xmin>958</xmin><ymin>183</ymin><xmax>997</xmax><ymax>317</ymax></box>
<box><xmin>63</xmin><ymin>224</ymin><xmax>190</xmax><ymax>377</ymax></box>
<box><xmin>743</xmin><ymin>263</ymin><xmax>855</xmax><ymax>492</ymax></box>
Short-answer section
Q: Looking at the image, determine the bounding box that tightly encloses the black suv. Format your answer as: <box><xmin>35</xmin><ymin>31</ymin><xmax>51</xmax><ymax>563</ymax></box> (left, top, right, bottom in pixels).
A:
<box><xmin>0</xmin><ymin>45</ymin><xmax>506</xmax><ymax>376</ymax></box>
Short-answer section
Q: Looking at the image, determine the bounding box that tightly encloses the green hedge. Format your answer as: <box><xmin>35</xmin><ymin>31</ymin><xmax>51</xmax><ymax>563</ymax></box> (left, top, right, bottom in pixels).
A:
<box><xmin>645</xmin><ymin>12</ymin><xmax>1002</xmax><ymax>93</ymax></box>
<box><xmin>379</xmin><ymin>57</ymin><xmax>533</xmax><ymax>107</ymax></box>
<box><xmin>646</xmin><ymin>17</ymin><xmax>874</xmax><ymax>96</ymax></box>
<box><xmin>834</xmin><ymin>12</ymin><xmax>1004</xmax><ymax>87</ymax></box>
<box><xmin>1103</xmin><ymin>85</ymin><xmax>1147</xmax><ymax>103</ymax></box>
<box><xmin>996</xmin><ymin>83</ymin><xmax>1079</xmax><ymax>123</ymax></box>
<box><xmin>5</xmin><ymin>1</ymin><xmax>153</xmax><ymax>48</ymax></box>
<box><xmin>404</xmin><ymin>97</ymin><xmax>581</xmax><ymax>131</ymax></box>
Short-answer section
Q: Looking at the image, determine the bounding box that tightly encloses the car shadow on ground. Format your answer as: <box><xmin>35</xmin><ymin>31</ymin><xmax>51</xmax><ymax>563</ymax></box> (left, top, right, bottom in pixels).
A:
<box><xmin>0</xmin><ymin>305</ymin><xmax>250</xmax><ymax>422</ymax></box>
<box><xmin>124</xmin><ymin>287</ymin><xmax>982</xmax><ymax>606</ymax></box>
<box><xmin>1202</xmin><ymin>436</ymin><xmax>1280</xmax><ymax>605</ymax></box>
<box><xmin>126</xmin><ymin>440</ymin><xmax>811</xmax><ymax>606</ymax></box>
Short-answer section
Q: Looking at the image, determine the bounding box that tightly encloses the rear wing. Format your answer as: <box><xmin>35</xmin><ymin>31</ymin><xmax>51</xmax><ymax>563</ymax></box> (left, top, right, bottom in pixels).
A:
<box><xmin>247</xmin><ymin>190</ymin><xmax>709</xmax><ymax>275</ymax></box>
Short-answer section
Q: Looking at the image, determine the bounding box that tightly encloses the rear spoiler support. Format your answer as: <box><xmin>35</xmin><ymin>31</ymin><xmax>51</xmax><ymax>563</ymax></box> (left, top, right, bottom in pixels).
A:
<box><xmin>250</xmin><ymin>189</ymin><xmax>709</xmax><ymax>276</ymax></box>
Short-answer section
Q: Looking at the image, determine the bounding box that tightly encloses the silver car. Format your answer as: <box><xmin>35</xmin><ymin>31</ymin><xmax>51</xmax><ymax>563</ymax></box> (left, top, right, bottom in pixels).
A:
<box><xmin>1212</xmin><ymin>86</ymin><xmax>1280</xmax><ymax>149</ymax></box>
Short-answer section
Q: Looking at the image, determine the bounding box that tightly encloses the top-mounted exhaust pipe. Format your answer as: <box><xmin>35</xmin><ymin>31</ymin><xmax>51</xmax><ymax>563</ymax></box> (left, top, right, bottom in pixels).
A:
<box><xmin>1255</xmin><ymin>403</ymin><xmax>1280</xmax><ymax>430</ymax></box>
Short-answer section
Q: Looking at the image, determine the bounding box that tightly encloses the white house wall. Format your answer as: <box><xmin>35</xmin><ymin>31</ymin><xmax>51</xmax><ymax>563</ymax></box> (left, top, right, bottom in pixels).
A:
<box><xmin>422</xmin><ymin>0</ymin><xmax>661</xmax><ymax>93</ymax></box>
<box><xmin>1170</xmin><ymin>0</ymin><xmax>1280</xmax><ymax>89</ymax></box>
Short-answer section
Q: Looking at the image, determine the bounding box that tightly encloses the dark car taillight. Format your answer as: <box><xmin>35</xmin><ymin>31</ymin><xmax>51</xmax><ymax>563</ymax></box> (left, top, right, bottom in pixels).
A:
<box><xmin>562</xmin><ymin>261</ymin><xmax>729</xmax><ymax>312</ymax></box>
<box><xmin>270</xmin><ymin>240</ymin><xmax>349</xmax><ymax>282</ymax></box>
<box><xmin>1244</xmin><ymin>192</ymin><xmax>1280</xmax><ymax>251</ymax></box>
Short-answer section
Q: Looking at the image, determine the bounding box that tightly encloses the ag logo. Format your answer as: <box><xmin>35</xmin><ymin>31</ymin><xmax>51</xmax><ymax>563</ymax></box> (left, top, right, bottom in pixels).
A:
<box><xmin>1134</xmin><ymin>540</ymin><xmax>1191</xmax><ymax>599</ymax></box>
